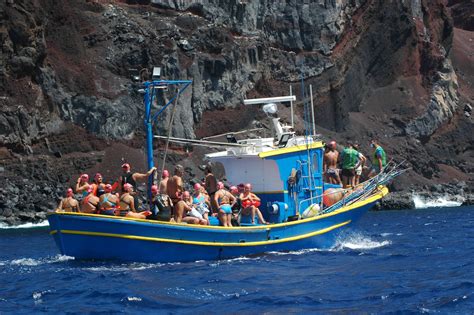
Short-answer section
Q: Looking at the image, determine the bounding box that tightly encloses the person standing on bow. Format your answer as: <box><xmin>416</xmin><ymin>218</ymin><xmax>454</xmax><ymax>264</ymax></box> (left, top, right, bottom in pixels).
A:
<box><xmin>352</xmin><ymin>142</ymin><xmax>367</xmax><ymax>186</ymax></box>
<box><xmin>368</xmin><ymin>139</ymin><xmax>387</xmax><ymax>178</ymax></box>
<box><xmin>56</xmin><ymin>188</ymin><xmax>79</xmax><ymax>212</ymax></box>
<box><xmin>323</xmin><ymin>140</ymin><xmax>342</xmax><ymax>185</ymax></box>
<box><xmin>340</xmin><ymin>141</ymin><xmax>364</xmax><ymax>188</ymax></box>
<box><xmin>159</xmin><ymin>169</ymin><xmax>170</xmax><ymax>195</ymax></box>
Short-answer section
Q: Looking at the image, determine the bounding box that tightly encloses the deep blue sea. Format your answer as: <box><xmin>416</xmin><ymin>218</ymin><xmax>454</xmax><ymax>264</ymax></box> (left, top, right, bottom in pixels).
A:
<box><xmin>1</xmin><ymin>206</ymin><xmax>473</xmax><ymax>314</ymax></box>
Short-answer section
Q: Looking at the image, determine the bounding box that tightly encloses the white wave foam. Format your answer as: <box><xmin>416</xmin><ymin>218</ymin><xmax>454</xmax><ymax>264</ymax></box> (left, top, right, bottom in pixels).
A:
<box><xmin>8</xmin><ymin>255</ymin><xmax>74</xmax><ymax>267</ymax></box>
<box><xmin>33</xmin><ymin>289</ymin><xmax>53</xmax><ymax>305</ymax></box>
<box><xmin>84</xmin><ymin>262</ymin><xmax>164</xmax><ymax>272</ymax></box>
<box><xmin>0</xmin><ymin>220</ymin><xmax>49</xmax><ymax>229</ymax></box>
<box><xmin>334</xmin><ymin>232</ymin><xmax>391</xmax><ymax>251</ymax></box>
<box><xmin>412</xmin><ymin>194</ymin><xmax>463</xmax><ymax>209</ymax></box>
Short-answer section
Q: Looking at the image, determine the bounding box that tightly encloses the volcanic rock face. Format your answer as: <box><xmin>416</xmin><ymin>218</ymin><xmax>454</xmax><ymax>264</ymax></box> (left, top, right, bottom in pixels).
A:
<box><xmin>0</xmin><ymin>0</ymin><xmax>472</xmax><ymax>224</ymax></box>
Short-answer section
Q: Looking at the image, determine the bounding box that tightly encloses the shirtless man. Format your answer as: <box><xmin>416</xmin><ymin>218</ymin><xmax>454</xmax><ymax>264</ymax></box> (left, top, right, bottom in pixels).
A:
<box><xmin>323</xmin><ymin>141</ymin><xmax>342</xmax><ymax>185</ymax></box>
<box><xmin>159</xmin><ymin>169</ymin><xmax>170</xmax><ymax>195</ymax></box>
<box><xmin>167</xmin><ymin>165</ymin><xmax>184</xmax><ymax>209</ymax></box>
<box><xmin>204</xmin><ymin>165</ymin><xmax>218</xmax><ymax>213</ymax></box>
<box><xmin>98</xmin><ymin>184</ymin><xmax>119</xmax><ymax>216</ymax></box>
<box><xmin>81</xmin><ymin>186</ymin><xmax>100</xmax><ymax>213</ymax></box>
<box><xmin>240</xmin><ymin>183</ymin><xmax>268</xmax><ymax>225</ymax></box>
<box><xmin>214</xmin><ymin>182</ymin><xmax>236</xmax><ymax>227</ymax></box>
<box><xmin>56</xmin><ymin>188</ymin><xmax>80</xmax><ymax>212</ymax></box>
<box><xmin>119</xmin><ymin>183</ymin><xmax>151</xmax><ymax>219</ymax></box>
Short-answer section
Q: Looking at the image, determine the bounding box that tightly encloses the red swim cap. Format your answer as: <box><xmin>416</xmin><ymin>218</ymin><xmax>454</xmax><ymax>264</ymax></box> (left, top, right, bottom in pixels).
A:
<box><xmin>123</xmin><ymin>183</ymin><xmax>133</xmax><ymax>191</ymax></box>
<box><xmin>121</xmin><ymin>163</ymin><xmax>130</xmax><ymax>170</ymax></box>
<box><xmin>194</xmin><ymin>183</ymin><xmax>201</xmax><ymax>191</ymax></box>
<box><xmin>66</xmin><ymin>188</ymin><xmax>74</xmax><ymax>197</ymax></box>
<box><xmin>151</xmin><ymin>185</ymin><xmax>158</xmax><ymax>193</ymax></box>
<box><xmin>104</xmin><ymin>184</ymin><xmax>112</xmax><ymax>192</ymax></box>
<box><xmin>162</xmin><ymin>170</ymin><xmax>169</xmax><ymax>178</ymax></box>
<box><xmin>328</xmin><ymin>140</ymin><xmax>337</xmax><ymax>149</ymax></box>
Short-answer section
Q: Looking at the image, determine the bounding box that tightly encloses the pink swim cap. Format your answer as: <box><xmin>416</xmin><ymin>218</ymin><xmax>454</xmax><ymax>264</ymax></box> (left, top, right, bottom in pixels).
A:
<box><xmin>104</xmin><ymin>184</ymin><xmax>112</xmax><ymax>192</ymax></box>
<box><xmin>182</xmin><ymin>191</ymin><xmax>190</xmax><ymax>199</ymax></box>
<box><xmin>162</xmin><ymin>170</ymin><xmax>169</xmax><ymax>178</ymax></box>
<box><xmin>151</xmin><ymin>185</ymin><xmax>158</xmax><ymax>193</ymax></box>
<box><xmin>194</xmin><ymin>183</ymin><xmax>201</xmax><ymax>191</ymax></box>
<box><xmin>66</xmin><ymin>188</ymin><xmax>74</xmax><ymax>197</ymax></box>
<box><xmin>217</xmin><ymin>181</ymin><xmax>224</xmax><ymax>189</ymax></box>
<box><xmin>230</xmin><ymin>186</ymin><xmax>238</xmax><ymax>194</ymax></box>
<box><xmin>244</xmin><ymin>183</ymin><xmax>252</xmax><ymax>190</ymax></box>
<box><xmin>81</xmin><ymin>174</ymin><xmax>89</xmax><ymax>181</ymax></box>
<box><xmin>123</xmin><ymin>183</ymin><xmax>133</xmax><ymax>191</ymax></box>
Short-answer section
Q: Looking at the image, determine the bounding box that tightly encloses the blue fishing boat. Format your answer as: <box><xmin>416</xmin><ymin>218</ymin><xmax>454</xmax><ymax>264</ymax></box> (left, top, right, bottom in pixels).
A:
<box><xmin>48</xmin><ymin>78</ymin><xmax>400</xmax><ymax>263</ymax></box>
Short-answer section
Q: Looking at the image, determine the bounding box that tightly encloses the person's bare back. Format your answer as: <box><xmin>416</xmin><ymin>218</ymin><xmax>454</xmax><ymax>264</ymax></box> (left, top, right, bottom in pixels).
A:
<box><xmin>324</xmin><ymin>150</ymin><xmax>339</xmax><ymax>169</ymax></box>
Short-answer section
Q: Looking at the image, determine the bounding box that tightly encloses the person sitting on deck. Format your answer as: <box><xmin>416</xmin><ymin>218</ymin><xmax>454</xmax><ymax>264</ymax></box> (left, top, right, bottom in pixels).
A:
<box><xmin>240</xmin><ymin>183</ymin><xmax>268</xmax><ymax>225</ymax></box>
<box><xmin>181</xmin><ymin>191</ymin><xmax>207</xmax><ymax>225</ymax></box>
<box><xmin>214</xmin><ymin>182</ymin><xmax>236</xmax><ymax>227</ymax></box>
<box><xmin>230</xmin><ymin>185</ymin><xmax>242</xmax><ymax>226</ymax></box>
<box><xmin>169</xmin><ymin>191</ymin><xmax>205</xmax><ymax>225</ymax></box>
<box><xmin>192</xmin><ymin>183</ymin><xmax>210</xmax><ymax>225</ymax></box>
<box><xmin>91</xmin><ymin>173</ymin><xmax>106</xmax><ymax>197</ymax></box>
<box><xmin>98</xmin><ymin>184</ymin><xmax>119</xmax><ymax>216</ymax></box>
<box><xmin>150</xmin><ymin>184</ymin><xmax>173</xmax><ymax>221</ymax></box>
<box><xmin>119</xmin><ymin>183</ymin><xmax>151</xmax><ymax>219</ymax></box>
<box><xmin>56</xmin><ymin>188</ymin><xmax>79</xmax><ymax>212</ymax></box>
<box><xmin>75</xmin><ymin>174</ymin><xmax>90</xmax><ymax>199</ymax></box>
<box><xmin>81</xmin><ymin>186</ymin><xmax>100</xmax><ymax>214</ymax></box>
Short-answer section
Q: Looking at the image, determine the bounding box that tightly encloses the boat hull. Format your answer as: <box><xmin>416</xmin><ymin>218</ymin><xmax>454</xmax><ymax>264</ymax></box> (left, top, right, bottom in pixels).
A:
<box><xmin>48</xmin><ymin>188</ymin><xmax>387</xmax><ymax>263</ymax></box>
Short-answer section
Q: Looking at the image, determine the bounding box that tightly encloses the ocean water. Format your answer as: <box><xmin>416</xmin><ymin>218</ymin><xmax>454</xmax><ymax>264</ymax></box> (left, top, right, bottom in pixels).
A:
<box><xmin>1</xmin><ymin>206</ymin><xmax>473</xmax><ymax>314</ymax></box>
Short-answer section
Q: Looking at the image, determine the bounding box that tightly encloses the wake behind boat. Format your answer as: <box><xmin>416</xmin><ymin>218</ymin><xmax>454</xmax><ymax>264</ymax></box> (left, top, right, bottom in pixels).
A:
<box><xmin>47</xmin><ymin>77</ymin><xmax>403</xmax><ymax>263</ymax></box>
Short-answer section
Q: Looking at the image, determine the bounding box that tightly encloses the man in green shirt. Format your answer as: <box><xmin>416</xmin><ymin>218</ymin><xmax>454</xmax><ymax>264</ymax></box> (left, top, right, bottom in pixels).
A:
<box><xmin>340</xmin><ymin>141</ymin><xmax>364</xmax><ymax>188</ymax></box>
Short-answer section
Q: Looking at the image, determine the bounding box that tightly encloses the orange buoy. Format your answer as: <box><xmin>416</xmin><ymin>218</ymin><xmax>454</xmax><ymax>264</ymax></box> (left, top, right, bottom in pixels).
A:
<box><xmin>323</xmin><ymin>188</ymin><xmax>345</xmax><ymax>207</ymax></box>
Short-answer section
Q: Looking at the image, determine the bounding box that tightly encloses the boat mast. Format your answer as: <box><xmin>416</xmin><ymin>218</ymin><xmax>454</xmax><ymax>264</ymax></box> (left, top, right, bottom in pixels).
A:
<box><xmin>143</xmin><ymin>78</ymin><xmax>192</xmax><ymax>201</ymax></box>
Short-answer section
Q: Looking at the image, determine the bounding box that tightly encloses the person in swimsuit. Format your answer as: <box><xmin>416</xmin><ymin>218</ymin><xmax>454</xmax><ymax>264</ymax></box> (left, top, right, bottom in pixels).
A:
<box><xmin>240</xmin><ymin>183</ymin><xmax>268</xmax><ymax>225</ymax></box>
<box><xmin>150</xmin><ymin>184</ymin><xmax>173</xmax><ymax>221</ymax></box>
<box><xmin>75</xmin><ymin>174</ymin><xmax>90</xmax><ymax>199</ymax></box>
<box><xmin>81</xmin><ymin>186</ymin><xmax>100</xmax><ymax>213</ymax></box>
<box><xmin>214</xmin><ymin>182</ymin><xmax>236</xmax><ymax>227</ymax></box>
<box><xmin>323</xmin><ymin>141</ymin><xmax>342</xmax><ymax>185</ymax></box>
<box><xmin>119</xmin><ymin>183</ymin><xmax>151</xmax><ymax>219</ymax></box>
<box><xmin>91</xmin><ymin>173</ymin><xmax>106</xmax><ymax>197</ymax></box>
<box><xmin>98</xmin><ymin>184</ymin><xmax>119</xmax><ymax>216</ymax></box>
<box><xmin>56</xmin><ymin>188</ymin><xmax>79</xmax><ymax>212</ymax></box>
<box><xmin>159</xmin><ymin>170</ymin><xmax>170</xmax><ymax>195</ymax></box>
<box><xmin>181</xmin><ymin>191</ymin><xmax>207</xmax><ymax>225</ymax></box>
<box><xmin>192</xmin><ymin>183</ymin><xmax>210</xmax><ymax>225</ymax></box>
<box><xmin>230</xmin><ymin>186</ymin><xmax>242</xmax><ymax>226</ymax></box>
<box><xmin>112</xmin><ymin>163</ymin><xmax>156</xmax><ymax>210</ymax></box>
<box><xmin>167</xmin><ymin>164</ymin><xmax>185</xmax><ymax>217</ymax></box>
<box><xmin>204</xmin><ymin>164</ymin><xmax>218</xmax><ymax>214</ymax></box>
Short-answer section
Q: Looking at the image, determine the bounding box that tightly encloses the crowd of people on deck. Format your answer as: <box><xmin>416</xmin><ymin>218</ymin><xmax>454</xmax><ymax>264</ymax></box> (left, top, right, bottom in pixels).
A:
<box><xmin>323</xmin><ymin>138</ymin><xmax>387</xmax><ymax>188</ymax></box>
<box><xmin>56</xmin><ymin>163</ymin><xmax>268</xmax><ymax>227</ymax></box>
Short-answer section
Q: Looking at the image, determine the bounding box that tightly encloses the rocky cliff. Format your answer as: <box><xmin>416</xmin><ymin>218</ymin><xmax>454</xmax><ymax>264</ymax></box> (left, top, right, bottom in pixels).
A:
<box><xmin>0</xmin><ymin>0</ymin><xmax>472</xmax><ymax>225</ymax></box>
